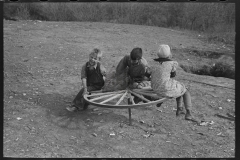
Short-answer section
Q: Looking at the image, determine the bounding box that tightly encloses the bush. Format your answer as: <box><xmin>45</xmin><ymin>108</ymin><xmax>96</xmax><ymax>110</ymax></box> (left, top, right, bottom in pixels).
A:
<box><xmin>180</xmin><ymin>60</ymin><xmax>235</xmax><ymax>79</ymax></box>
<box><xmin>210</xmin><ymin>61</ymin><xmax>235</xmax><ymax>79</ymax></box>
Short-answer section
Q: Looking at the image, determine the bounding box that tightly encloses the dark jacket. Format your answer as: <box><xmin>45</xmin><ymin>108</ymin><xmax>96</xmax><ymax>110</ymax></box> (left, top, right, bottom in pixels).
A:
<box><xmin>85</xmin><ymin>62</ymin><xmax>105</xmax><ymax>87</ymax></box>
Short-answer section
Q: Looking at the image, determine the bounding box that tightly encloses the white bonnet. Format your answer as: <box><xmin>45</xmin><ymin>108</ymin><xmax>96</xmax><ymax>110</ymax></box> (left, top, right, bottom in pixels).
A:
<box><xmin>157</xmin><ymin>44</ymin><xmax>172</xmax><ymax>58</ymax></box>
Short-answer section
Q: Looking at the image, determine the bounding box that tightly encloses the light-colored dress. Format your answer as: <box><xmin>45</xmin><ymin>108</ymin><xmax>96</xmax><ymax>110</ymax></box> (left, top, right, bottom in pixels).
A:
<box><xmin>151</xmin><ymin>61</ymin><xmax>186</xmax><ymax>98</ymax></box>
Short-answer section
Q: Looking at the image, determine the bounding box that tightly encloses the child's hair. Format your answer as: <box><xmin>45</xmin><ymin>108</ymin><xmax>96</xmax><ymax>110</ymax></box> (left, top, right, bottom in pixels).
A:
<box><xmin>90</xmin><ymin>48</ymin><xmax>102</xmax><ymax>61</ymax></box>
<box><xmin>130</xmin><ymin>47</ymin><xmax>142</xmax><ymax>60</ymax></box>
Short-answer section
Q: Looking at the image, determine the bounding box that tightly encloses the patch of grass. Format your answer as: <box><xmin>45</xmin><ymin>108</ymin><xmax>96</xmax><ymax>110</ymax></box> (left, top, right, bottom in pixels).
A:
<box><xmin>190</xmin><ymin>50</ymin><xmax>224</xmax><ymax>59</ymax></box>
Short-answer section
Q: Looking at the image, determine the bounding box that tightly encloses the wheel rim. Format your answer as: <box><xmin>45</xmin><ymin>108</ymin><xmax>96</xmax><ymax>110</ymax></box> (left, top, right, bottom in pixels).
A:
<box><xmin>83</xmin><ymin>89</ymin><xmax>170</xmax><ymax>109</ymax></box>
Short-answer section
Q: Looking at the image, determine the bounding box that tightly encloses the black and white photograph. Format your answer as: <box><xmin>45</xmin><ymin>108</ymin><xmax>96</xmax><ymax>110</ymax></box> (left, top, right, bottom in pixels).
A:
<box><xmin>3</xmin><ymin>1</ymin><xmax>235</xmax><ymax>158</ymax></box>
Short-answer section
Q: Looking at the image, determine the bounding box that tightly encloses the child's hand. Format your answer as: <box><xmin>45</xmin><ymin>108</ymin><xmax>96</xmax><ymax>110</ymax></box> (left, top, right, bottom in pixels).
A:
<box><xmin>83</xmin><ymin>88</ymin><xmax>89</xmax><ymax>95</ymax></box>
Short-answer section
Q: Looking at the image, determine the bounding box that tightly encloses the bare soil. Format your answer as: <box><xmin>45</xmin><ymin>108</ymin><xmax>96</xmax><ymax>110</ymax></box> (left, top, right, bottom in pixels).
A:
<box><xmin>4</xmin><ymin>20</ymin><xmax>235</xmax><ymax>158</ymax></box>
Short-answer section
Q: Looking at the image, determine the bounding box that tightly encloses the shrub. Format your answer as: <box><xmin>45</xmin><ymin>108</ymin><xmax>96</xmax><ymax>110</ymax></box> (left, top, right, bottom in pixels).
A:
<box><xmin>180</xmin><ymin>54</ymin><xmax>235</xmax><ymax>79</ymax></box>
<box><xmin>210</xmin><ymin>61</ymin><xmax>235</xmax><ymax>79</ymax></box>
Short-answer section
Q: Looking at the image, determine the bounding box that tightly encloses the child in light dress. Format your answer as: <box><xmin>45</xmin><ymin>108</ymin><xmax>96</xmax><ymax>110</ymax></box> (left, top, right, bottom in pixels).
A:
<box><xmin>151</xmin><ymin>44</ymin><xmax>195</xmax><ymax>121</ymax></box>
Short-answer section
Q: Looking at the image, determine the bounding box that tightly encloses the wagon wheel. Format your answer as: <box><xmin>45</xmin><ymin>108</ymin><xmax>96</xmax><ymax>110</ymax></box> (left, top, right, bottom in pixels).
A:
<box><xmin>83</xmin><ymin>88</ymin><xmax>170</xmax><ymax>125</ymax></box>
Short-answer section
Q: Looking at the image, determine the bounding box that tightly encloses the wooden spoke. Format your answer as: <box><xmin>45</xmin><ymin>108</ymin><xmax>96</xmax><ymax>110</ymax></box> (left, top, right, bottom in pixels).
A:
<box><xmin>133</xmin><ymin>88</ymin><xmax>154</xmax><ymax>92</ymax></box>
<box><xmin>90</xmin><ymin>90</ymin><xmax>103</xmax><ymax>94</ymax></box>
<box><xmin>115</xmin><ymin>91</ymin><xmax>128</xmax><ymax>105</ymax></box>
<box><xmin>128</xmin><ymin>90</ymin><xmax>150</xmax><ymax>102</ymax></box>
<box><xmin>133</xmin><ymin>90</ymin><xmax>159</xmax><ymax>99</ymax></box>
<box><xmin>89</xmin><ymin>93</ymin><xmax>116</xmax><ymax>102</ymax></box>
<box><xmin>99</xmin><ymin>93</ymin><xmax>123</xmax><ymax>104</ymax></box>
<box><xmin>86</xmin><ymin>90</ymin><xmax>125</xmax><ymax>98</ymax></box>
<box><xmin>132</xmin><ymin>88</ymin><xmax>153</xmax><ymax>92</ymax></box>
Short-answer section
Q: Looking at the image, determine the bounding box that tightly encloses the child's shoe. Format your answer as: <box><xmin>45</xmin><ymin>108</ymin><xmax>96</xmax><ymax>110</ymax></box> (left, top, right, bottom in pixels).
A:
<box><xmin>66</xmin><ymin>105</ymin><xmax>78</xmax><ymax>112</ymax></box>
<box><xmin>133</xmin><ymin>97</ymin><xmax>143</xmax><ymax>104</ymax></box>
<box><xmin>176</xmin><ymin>107</ymin><xmax>185</xmax><ymax>116</ymax></box>
<box><xmin>82</xmin><ymin>103</ymin><xmax>89</xmax><ymax>110</ymax></box>
<box><xmin>185</xmin><ymin>112</ymin><xmax>193</xmax><ymax>120</ymax></box>
<box><xmin>156</xmin><ymin>102</ymin><xmax>163</xmax><ymax>107</ymax></box>
<box><xmin>185</xmin><ymin>109</ymin><xmax>198</xmax><ymax>122</ymax></box>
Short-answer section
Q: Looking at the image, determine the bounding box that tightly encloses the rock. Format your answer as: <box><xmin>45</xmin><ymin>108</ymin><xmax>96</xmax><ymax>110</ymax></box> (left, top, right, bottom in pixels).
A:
<box><xmin>16</xmin><ymin>117</ymin><xmax>22</xmax><ymax>120</ymax></box>
<box><xmin>110</xmin><ymin>132</ymin><xmax>115</xmax><ymax>136</ymax></box>
<box><xmin>143</xmin><ymin>134</ymin><xmax>151</xmax><ymax>138</ymax></box>
<box><xmin>217</xmin><ymin>132</ymin><xmax>222</xmax><ymax>136</ymax></box>
<box><xmin>92</xmin><ymin>133</ymin><xmax>97</xmax><ymax>137</ymax></box>
<box><xmin>139</xmin><ymin>120</ymin><xmax>145</xmax><ymax>124</ymax></box>
<box><xmin>93</xmin><ymin>108</ymin><xmax>99</xmax><ymax>111</ymax></box>
<box><xmin>199</xmin><ymin>121</ymin><xmax>208</xmax><ymax>126</ymax></box>
<box><xmin>209</xmin><ymin>121</ymin><xmax>214</xmax><ymax>125</ymax></box>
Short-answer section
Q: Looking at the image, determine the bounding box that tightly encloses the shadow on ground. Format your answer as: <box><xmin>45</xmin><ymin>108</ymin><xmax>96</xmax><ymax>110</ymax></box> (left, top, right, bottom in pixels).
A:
<box><xmin>27</xmin><ymin>93</ymin><xmax>134</xmax><ymax>130</ymax></box>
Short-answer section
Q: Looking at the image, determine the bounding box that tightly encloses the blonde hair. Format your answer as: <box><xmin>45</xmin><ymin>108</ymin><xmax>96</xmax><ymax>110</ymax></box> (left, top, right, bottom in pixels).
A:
<box><xmin>90</xmin><ymin>48</ymin><xmax>102</xmax><ymax>61</ymax></box>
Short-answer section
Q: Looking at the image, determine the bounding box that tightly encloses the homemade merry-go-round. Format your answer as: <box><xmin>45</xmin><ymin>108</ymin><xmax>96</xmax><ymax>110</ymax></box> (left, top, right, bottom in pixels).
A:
<box><xmin>84</xmin><ymin>88</ymin><xmax>171</xmax><ymax>125</ymax></box>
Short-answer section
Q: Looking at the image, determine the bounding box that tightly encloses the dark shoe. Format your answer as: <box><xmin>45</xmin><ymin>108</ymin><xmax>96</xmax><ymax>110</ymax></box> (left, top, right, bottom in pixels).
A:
<box><xmin>82</xmin><ymin>103</ymin><xmax>89</xmax><ymax>110</ymax></box>
<box><xmin>176</xmin><ymin>107</ymin><xmax>185</xmax><ymax>116</ymax></box>
<box><xmin>185</xmin><ymin>110</ymin><xmax>198</xmax><ymax>122</ymax></box>
<box><xmin>185</xmin><ymin>112</ymin><xmax>193</xmax><ymax>120</ymax></box>
<box><xmin>134</xmin><ymin>97</ymin><xmax>142</xmax><ymax>104</ymax></box>
<box><xmin>156</xmin><ymin>102</ymin><xmax>162</xmax><ymax>107</ymax></box>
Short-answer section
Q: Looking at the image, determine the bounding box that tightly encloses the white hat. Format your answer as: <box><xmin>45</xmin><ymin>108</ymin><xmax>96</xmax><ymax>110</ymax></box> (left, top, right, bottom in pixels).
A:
<box><xmin>157</xmin><ymin>44</ymin><xmax>172</xmax><ymax>58</ymax></box>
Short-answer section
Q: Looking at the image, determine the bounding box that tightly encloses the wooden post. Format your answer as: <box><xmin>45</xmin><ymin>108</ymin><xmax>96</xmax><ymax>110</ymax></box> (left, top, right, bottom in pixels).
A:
<box><xmin>127</xmin><ymin>94</ymin><xmax>134</xmax><ymax>126</ymax></box>
<box><xmin>128</xmin><ymin>108</ymin><xmax>132</xmax><ymax>125</ymax></box>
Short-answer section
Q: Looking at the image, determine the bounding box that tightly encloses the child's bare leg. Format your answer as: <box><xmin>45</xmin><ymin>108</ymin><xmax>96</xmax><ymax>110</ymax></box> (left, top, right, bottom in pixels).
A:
<box><xmin>82</xmin><ymin>85</ymin><xmax>103</xmax><ymax>110</ymax></box>
<box><xmin>182</xmin><ymin>90</ymin><xmax>194</xmax><ymax>120</ymax></box>
<box><xmin>72</xmin><ymin>88</ymin><xmax>85</xmax><ymax>107</ymax></box>
<box><xmin>66</xmin><ymin>88</ymin><xmax>85</xmax><ymax>111</ymax></box>
<box><xmin>176</xmin><ymin>96</ymin><xmax>185</xmax><ymax>116</ymax></box>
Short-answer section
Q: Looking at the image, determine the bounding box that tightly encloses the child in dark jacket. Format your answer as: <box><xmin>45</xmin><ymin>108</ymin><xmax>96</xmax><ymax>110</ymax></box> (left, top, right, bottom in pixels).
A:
<box><xmin>66</xmin><ymin>48</ymin><xmax>106</xmax><ymax>112</ymax></box>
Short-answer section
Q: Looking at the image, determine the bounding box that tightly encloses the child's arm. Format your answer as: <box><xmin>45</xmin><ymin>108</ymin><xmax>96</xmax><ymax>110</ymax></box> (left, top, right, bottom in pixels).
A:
<box><xmin>116</xmin><ymin>55</ymin><xmax>128</xmax><ymax>76</ymax></box>
<box><xmin>145</xmin><ymin>66</ymin><xmax>152</xmax><ymax>78</ymax></box>
<box><xmin>170</xmin><ymin>61</ymin><xmax>178</xmax><ymax>78</ymax></box>
<box><xmin>100</xmin><ymin>65</ymin><xmax>107</xmax><ymax>81</ymax></box>
<box><xmin>81</xmin><ymin>64</ymin><xmax>88</xmax><ymax>94</ymax></box>
<box><xmin>141</xmin><ymin>58</ymin><xmax>151</xmax><ymax>79</ymax></box>
<box><xmin>82</xmin><ymin>78</ymin><xmax>88</xmax><ymax>94</ymax></box>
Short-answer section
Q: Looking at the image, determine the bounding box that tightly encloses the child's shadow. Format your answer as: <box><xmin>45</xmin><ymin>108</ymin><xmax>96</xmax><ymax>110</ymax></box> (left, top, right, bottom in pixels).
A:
<box><xmin>35</xmin><ymin>93</ymin><xmax>130</xmax><ymax>130</ymax></box>
<box><xmin>32</xmin><ymin>93</ymin><xmax>87</xmax><ymax>130</ymax></box>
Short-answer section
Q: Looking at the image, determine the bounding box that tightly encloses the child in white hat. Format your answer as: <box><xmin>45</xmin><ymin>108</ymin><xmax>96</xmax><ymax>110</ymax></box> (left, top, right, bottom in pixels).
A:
<box><xmin>151</xmin><ymin>44</ymin><xmax>195</xmax><ymax>121</ymax></box>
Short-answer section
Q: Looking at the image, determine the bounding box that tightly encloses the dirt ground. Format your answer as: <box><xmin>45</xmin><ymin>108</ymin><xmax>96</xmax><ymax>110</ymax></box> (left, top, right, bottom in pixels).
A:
<box><xmin>3</xmin><ymin>20</ymin><xmax>235</xmax><ymax>158</ymax></box>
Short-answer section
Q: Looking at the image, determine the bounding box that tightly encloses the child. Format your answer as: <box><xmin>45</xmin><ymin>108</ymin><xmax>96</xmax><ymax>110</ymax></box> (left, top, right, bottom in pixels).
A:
<box><xmin>115</xmin><ymin>47</ymin><xmax>154</xmax><ymax>104</ymax></box>
<box><xmin>150</xmin><ymin>44</ymin><xmax>195</xmax><ymax>121</ymax></box>
<box><xmin>116</xmin><ymin>47</ymin><xmax>151</xmax><ymax>89</ymax></box>
<box><xmin>66</xmin><ymin>48</ymin><xmax>106</xmax><ymax>112</ymax></box>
